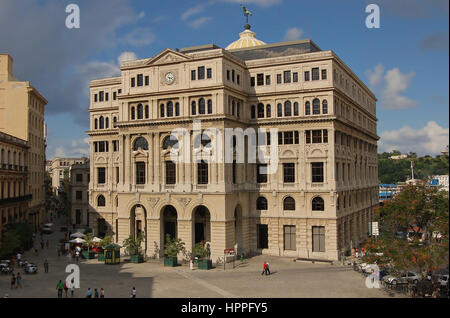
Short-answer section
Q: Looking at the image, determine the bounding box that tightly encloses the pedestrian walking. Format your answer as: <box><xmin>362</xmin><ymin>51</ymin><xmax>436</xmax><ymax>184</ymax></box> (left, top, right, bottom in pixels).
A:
<box><xmin>57</xmin><ymin>247</ymin><xmax>61</xmax><ymax>257</ymax></box>
<box><xmin>64</xmin><ymin>282</ymin><xmax>69</xmax><ymax>297</ymax></box>
<box><xmin>34</xmin><ymin>248</ymin><xmax>38</xmax><ymax>256</ymax></box>
<box><xmin>46</xmin><ymin>240</ymin><xmax>49</xmax><ymax>249</ymax></box>
<box><xmin>94</xmin><ymin>288</ymin><xmax>99</xmax><ymax>298</ymax></box>
<box><xmin>261</xmin><ymin>262</ymin><xmax>267</xmax><ymax>275</ymax></box>
<box><xmin>131</xmin><ymin>287</ymin><xmax>136</xmax><ymax>298</ymax></box>
<box><xmin>56</xmin><ymin>280</ymin><xmax>64</xmax><ymax>298</ymax></box>
<box><xmin>75</xmin><ymin>251</ymin><xmax>80</xmax><ymax>263</ymax></box>
<box><xmin>17</xmin><ymin>252</ymin><xmax>21</xmax><ymax>262</ymax></box>
<box><xmin>86</xmin><ymin>288</ymin><xmax>92</xmax><ymax>298</ymax></box>
<box><xmin>44</xmin><ymin>259</ymin><xmax>49</xmax><ymax>273</ymax></box>
<box><xmin>16</xmin><ymin>273</ymin><xmax>22</xmax><ymax>288</ymax></box>
<box><xmin>100</xmin><ymin>288</ymin><xmax>105</xmax><ymax>298</ymax></box>
<box><xmin>266</xmin><ymin>262</ymin><xmax>271</xmax><ymax>275</ymax></box>
<box><xmin>10</xmin><ymin>274</ymin><xmax>16</xmax><ymax>289</ymax></box>
<box><xmin>40</xmin><ymin>240</ymin><xmax>44</xmax><ymax>249</ymax></box>
<box><xmin>71</xmin><ymin>285</ymin><xmax>75</xmax><ymax>297</ymax></box>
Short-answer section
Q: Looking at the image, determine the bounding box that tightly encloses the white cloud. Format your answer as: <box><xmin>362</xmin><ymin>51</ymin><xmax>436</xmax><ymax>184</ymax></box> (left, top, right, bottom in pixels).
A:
<box><xmin>284</xmin><ymin>28</ymin><xmax>303</xmax><ymax>41</ymax></box>
<box><xmin>365</xmin><ymin>65</ymin><xmax>417</xmax><ymax>110</ymax></box>
<box><xmin>121</xmin><ymin>28</ymin><xmax>156</xmax><ymax>47</ymax></box>
<box><xmin>365</xmin><ymin>64</ymin><xmax>385</xmax><ymax>88</ymax></box>
<box><xmin>52</xmin><ymin>138</ymin><xmax>89</xmax><ymax>159</ymax></box>
<box><xmin>118</xmin><ymin>51</ymin><xmax>138</xmax><ymax>65</ymax></box>
<box><xmin>380</xmin><ymin>121</ymin><xmax>449</xmax><ymax>156</ymax></box>
<box><xmin>181</xmin><ymin>5</ymin><xmax>205</xmax><ymax>21</ymax></box>
<box><xmin>188</xmin><ymin>17</ymin><xmax>213</xmax><ymax>29</ymax></box>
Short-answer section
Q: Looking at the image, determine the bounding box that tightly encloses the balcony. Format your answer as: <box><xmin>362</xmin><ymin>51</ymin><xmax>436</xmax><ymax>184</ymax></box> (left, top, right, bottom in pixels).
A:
<box><xmin>0</xmin><ymin>194</ymin><xmax>32</xmax><ymax>206</ymax></box>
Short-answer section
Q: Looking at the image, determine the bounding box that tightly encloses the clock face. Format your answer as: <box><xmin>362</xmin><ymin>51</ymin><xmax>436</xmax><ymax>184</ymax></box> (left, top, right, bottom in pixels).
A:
<box><xmin>165</xmin><ymin>72</ymin><xmax>175</xmax><ymax>84</ymax></box>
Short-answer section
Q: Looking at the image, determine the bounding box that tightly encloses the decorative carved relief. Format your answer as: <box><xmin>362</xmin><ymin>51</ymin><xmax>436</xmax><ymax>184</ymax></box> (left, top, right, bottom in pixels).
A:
<box><xmin>177</xmin><ymin>198</ymin><xmax>192</xmax><ymax>207</ymax></box>
<box><xmin>147</xmin><ymin>198</ymin><xmax>160</xmax><ymax>208</ymax></box>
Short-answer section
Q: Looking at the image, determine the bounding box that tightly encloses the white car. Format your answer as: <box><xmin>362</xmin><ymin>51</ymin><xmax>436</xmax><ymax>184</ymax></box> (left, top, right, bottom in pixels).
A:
<box><xmin>437</xmin><ymin>274</ymin><xmax>448</xmax><ymax>286</ymax></box>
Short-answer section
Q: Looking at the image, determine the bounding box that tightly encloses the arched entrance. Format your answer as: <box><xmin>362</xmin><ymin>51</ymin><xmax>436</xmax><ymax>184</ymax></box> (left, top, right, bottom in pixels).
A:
<box><xmin>161</xmin><ymin>205</ymin><xmax>178</xmax><ymax>245</ymax></box>
<box><xmin>130</xmin><ymin>204</ymin><xmax>148</xmax><ymax>255</ymax></box>
<box><xmin>234</xmin><ymin>205</ymin><xmax>243</xmax><ymax>255</ymax></box>
<box><xmin>193</xmin><ymin>205</ymin><xmax>211</xmax><ymax>244</ymax></box>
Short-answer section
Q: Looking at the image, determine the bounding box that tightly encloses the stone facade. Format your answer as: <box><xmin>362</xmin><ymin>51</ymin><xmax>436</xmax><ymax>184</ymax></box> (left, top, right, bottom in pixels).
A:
<box><xmin>0</xmin><ymin>54</ymin><xmax>47</xmax><ymax>231</ymax></box>
<box><xmin>87</xmin><ymin>34</ymin><xmax>379</xmax><ymax>262</ymax></box>
<box><xmin>68</xmin><ymin>162</ymin><xmax>90</xmax><ymax>228</ymax></box>
<box><xmin>48</xmin><ymin>157</ymin><xmax>88</xmax><ymax>195</ymax></box>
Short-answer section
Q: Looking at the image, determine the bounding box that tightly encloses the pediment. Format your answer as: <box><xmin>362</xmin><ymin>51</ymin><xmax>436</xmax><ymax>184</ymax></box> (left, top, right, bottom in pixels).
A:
<box><xmin>146</xmin><ymin>49</ymin><xmax>191</xmax><ymax>66</ymax></box>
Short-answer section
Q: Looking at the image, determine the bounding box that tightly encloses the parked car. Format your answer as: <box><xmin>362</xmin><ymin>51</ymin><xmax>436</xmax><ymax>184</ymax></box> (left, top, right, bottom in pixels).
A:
<box><xmin>0</xmin><ymin>263</ymin><xmax>13</xmax><ymax>275</ymax></box>
<box><xmin>41</xmin><ymin>226</ymin><xmax>52</xmax><ymax>234</ymax></box>
<box><xmin>437</xmin><ymin>274</ymin><xmax>449</xmax><ymax>287</ymax></box>
<box><xmin>382</xmin><ymin>271</ymin><xmax>422</xmax><ymax>285</ymax></box>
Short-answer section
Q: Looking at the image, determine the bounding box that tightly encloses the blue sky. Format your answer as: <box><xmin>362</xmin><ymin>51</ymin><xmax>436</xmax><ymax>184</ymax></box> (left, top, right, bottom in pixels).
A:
<box><xmin>0</xmin><ymin>0</ymin><xmax>448</xmax><ymax>158</ymax></box>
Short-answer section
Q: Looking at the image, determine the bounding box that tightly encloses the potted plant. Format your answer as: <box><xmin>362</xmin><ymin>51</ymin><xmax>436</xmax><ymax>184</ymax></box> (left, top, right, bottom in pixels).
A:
<box><xmin>123</xmin><ymin>233</ymin><xmax>145</xmax><ymax>263</ymax></box>
<box><xmin>193</xmin><ymin>241</ymin><xmax>212</xmax><ymax>270</ymax></box>
<box><xmin>97</xmin><ymin>236</ymin><xmax>112</xmax><ymax>261</ymax></box>
<box><xmin>81</xmin><ymin>233</ymin><xmax>95</xmax><ymax>259</ymax></box>
<box><xmin>163</xmin><ymin>234</ymin><xmax>185</xmax><ymax>267</ymax></box>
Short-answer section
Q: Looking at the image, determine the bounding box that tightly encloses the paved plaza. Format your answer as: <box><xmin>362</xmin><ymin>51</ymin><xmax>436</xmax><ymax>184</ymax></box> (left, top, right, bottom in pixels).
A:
<box><xmin>1</xmin><ymin>220</ymin><xmax>404</xmax><ymax>298</ymax></box>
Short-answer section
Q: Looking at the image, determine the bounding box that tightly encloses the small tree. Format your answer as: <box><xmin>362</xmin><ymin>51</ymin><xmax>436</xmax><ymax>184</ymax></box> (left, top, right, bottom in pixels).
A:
<box><xmin>192</xmin><ymin>241</ymin><xmax>210</xmax><ymax>260</ymax></box>
<box><xmin>164</xmin><ymin>234</ymin><xmax>185</xmax><ymax>258</ymax></box>
<box><xmin>122</xmin><ymin>232</ymin><xmax>145</xmax><ymax>255</ymax></box>
<box><xmin>100</xmin><ymin>235</ymin><xmax>112</xmax><ymax>249</ymax></box>
<box><xmin>84</xmin><ymin>233</ymin><xmax>94</xmax><ymax>253</ymax></box>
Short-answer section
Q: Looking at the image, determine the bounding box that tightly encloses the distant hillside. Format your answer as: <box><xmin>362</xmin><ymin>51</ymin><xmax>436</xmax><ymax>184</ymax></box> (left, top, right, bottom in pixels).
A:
<box><xmin>378</xmin><ymin>151</ymin><xmax>449</xmax><ymax>184</ymax></box>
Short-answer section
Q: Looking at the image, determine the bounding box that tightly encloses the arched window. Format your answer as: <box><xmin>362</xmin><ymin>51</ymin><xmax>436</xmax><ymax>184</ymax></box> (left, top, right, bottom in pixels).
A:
<box><xmin>175</xmin><ymin>103</ymin><xmax>180</xmax><ymax>116</ymax></box>
<box><xmin>283</xmin><ymin>196</ymin><xmax>295</xmax><ymax>211</ymax></box>
<box><xmin>137</xmin><ymin>104</ymin><xmax>144</xmax><ymax>119</ymax></box>
<box><xmin>131</xmin><ymin>107</ymin><xmax>135</xmax><ymax>120</ymax></box>
<box><xmin>97</xmin><ymin>195</ymin><xmax>106</xmax><ymax>207</ymax></box>
<box><xmin>294</xmin><ymin>102</ymin><xmax>299</xmax><ymax>116</ymax></box>
<box><xmin>163</xmin><ymin>135</ymin><xmax>179</xmax><ymax>149</ymax></box>
<box><xmin>167</xmin><ymin>101</ymin><xmax>174</xmax><ymax>117</ymax></box>
<box><xmin>207</xmin><ymin>100</ymin><xmax>212</xmax><ymax>114</ymax></box>
<box><xmin>277</xmin><ymin>103</ymin><xmax>282</xmax><ymax>117</ymax></box>
<box><xmin>257</xmin><ymin>103</ymin><xmax>264</xmax><ymax>118</ymax></box>
<box><xmin>250</xmin><ymin>105</ymin><xmax>256</xmax><ymax>119</ymax></box>
<box><xmin>266</xmin><ymin>104</ymin><xmax>271</xmax><ymax>118</ymax></box>
<box><xmin>99</xmin><ymin>116</ymin><xmax>105</xmax><ymax>129</ymax></box>
<box><xmin>322</xmin><ymin>100</ymin><xmax>328</xmax><ymax>114</ymax></box>
<box><xmin>194</xmin><ymin>133</ymin><xmax>211</xmax><ymax>148</ymax></box>
<box><xmin>256</xmin><ymin>197</ymin><xmax>268</xmax><ymax>210</ymax></box>
<box><xmin>133</xmin><ymin>137</ymin><xmax>149</xmax><ymax>151</ymax></box>
<box><xmin>232</xmin><ymin>100</ymin><xmax>235</xmax><ymax>116</ymax></box>
<box><xmin>94</xmin><ymin>118</ymin><xmax>98</xmax><ymax>129</ymax></box>
<box><xmin>160</xmin><ymin>104</ymin><xmax>165</xmax><ymax>117</ymax></box>
<box><xmin>145</xmin><ymin>105</ymin><xmax>149</xmax><ymax>118</ymax></box>
<box><xmin>191</xmin><ymin>101</ymin><xmax>196</xmax><ymax>115</ymax></box>
<box><xmin>199</xmin><ymin>98</ymin><xmax>206</xmax><ymax>114</ymax></box>
<box><xmin>105</xmin><ymin>117</ymin><xmax>109</xmax><ymax>128</ymax></box>
<box><xmin>312</xmin><ymin>196</ymin><xmax>325</xmax><ymax>211</ymax></box>
<box><xmin>305</xmin><ymin>101</ymin><xmax>311</xmax><ymax>115</ymax></box>
<box><xmin>313</xmin><ymin>98</ymin><xmax>320</xmax><ymax>114</ymax></box>
<box><xmin>284</xmin><ymin>101</ymin><xmax>292</xmax><ymax>116</ymax></box>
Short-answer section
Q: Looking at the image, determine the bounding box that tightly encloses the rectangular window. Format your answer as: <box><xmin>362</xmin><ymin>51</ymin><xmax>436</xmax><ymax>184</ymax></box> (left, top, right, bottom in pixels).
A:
<box><xmin>265</xmin><ymin>75</ymin><xmax>271</xmax><ymax>85</ymax></box>
<box><xmin>191</xmin><ymin>70</ymin><xmax>196</xmax><ymax>81</ymax></box>
<box><xmin>257</xmin><ymin>73</ymin><xmax>264</xmax><ymax>86</ymax></box>
<box><xmin>257</xmin><ymin>164</ymin><xmax>267</xmax><ymax>183</ymax></box>
<box><xmin>293</xmin><ymin>72</ymin><xmax>298</xmax><ymax>83</ymax></box>
<box><xmin>137</xmin><ymin>74</ymin><xmax>143</xmax><ymax>86</ymax></box>
<box><xmin>97</xmin><ymin>168</ymin><xmax>106</xmax><ymax>184</ymax></box>
<box><xmin>277</xmin><ymin>74</ymin><xmax>282</xmax><ymax>84</ymax></box>
<box><xmin>198</xmin><ymin>66</ymin><xmax>205</xmax><ymax>80</ymax></box>
<box><xmin>284</xmin><ymin>225</ymin><xmax>296</xmax><ymax>251</ymax></box>
<box><xmin>294</xmin><ymin>131</ymin><xmax>299</xmax><ymax>144</ymax></box>
<box><xmin>312</xmin><ymin>162</ymin><xmax>324</xmax><ymax>183</ymax></box>
<box><xmin>283</xmin><ymin>163</ymin><xmax>295</xmax><ymax>183</ymax></box>
<box><xmin>76</xmin><ymin>191</ymin><xmax>82</xmax><ymax>201</ymax></box>
<box><xmin>323</xmin><ymin>130</ymin><xmax>328</xmax><ymax>143</ymax></box>
<box><xmin>94</xmin><ymin>94</ymin><xmax>98</xmax><ymax>102</ymax></box>
<box><xmin>131</xmin><ymin>78</ymin><xmax>135</xmax><ymax>87</ymax></box>
<box><xmin>312</xmin><ymin>68</ymin><xmax>320</xmax><ymax>80</ymax></box>
<box><xmin>165</xmin><ymin>161</ymin><xmax>176</xmax><ymax>185</ymax></box>
<box><xmin>197</xmin><ymin>161</ymin><xmax>208</xmax><ymax>184</ymax></box>
<box><xmin>257</xmin><ymin>224</ymin><xmax>269</xmax><ymax>249</ymax></box>
<box><xmin>237</xmin><ymin>74</ymin><xmax>240</xmax><ymax>85</ymax></box>
<box><xmin>266</xmin><ymin>132</ymin><xmax>271</xmax><ymax>145</ymax></box>
<box><xmin>98</xmin><ymin>141</ymin><xmax>105</xmax><ymax>152</ymax></box>
<box><xmin>207</xmin><ymin>68</ymin><xmax>212</xmax><ymax>79</ymax></box>
<box><xmin>232</xmin><ymin>70</ymin><xmax>235</xmax><ymax>82</ymax></box>
<box><xmin>116</xmin><ymin>167</ymin><xmax>119</xmax><ymax>184</ymax></box>
<box><xmin>105</xmin><ymin>93</ymin><xmax>109</xmax><ymax>101</ymax></box>
<box><xmin>226</xmin><ymin>70</ymin><xmax>230</xmax><ymax>81</ymax></box>
<box><xmin>278</xmin><ymin>132</ymin><xmax>283</xmax><ymax>145</ymax></box>
<box><xmin>312</xmin><ymin>130</ymin><xmax>322</xmax><ymax>143</ymax></box>
<box><xmin>136</xmin><ymin>162</ymin><xmax>146</xmax><ymax>185</ymax></box>
<box><xmin>250</xmin><ymin>77</ymin><xmax>255</xmax><ymax>87</ymax></box>
<box><xmin>284</xmin><ymin>71</ymin><xmax>291</xmax><ymax>83</ymax></box>
<box><xmin>113</xmin><ymin>92</ymin><xmax>117</xmax><ymax>100</ymax></box>
<box><xmin>118</xmin><ymin>89</ymin><xmax>122</xmax><ymax>94</ymax></box>
<box><xmin>284</xmin><ymin>131</ymin><xmax>294</xmax><ymax>145</ymax></box>
<box><xmin>99</xmin><ymin>91</ymin><xmax>104</xmax><ymax>102</ymax></box>
<box><xmin>76</xmin><ymin>174</ymin><xmax>83</xmax><ymax>183</ymax></box>
<box><xmin>312</xmin><ymin>226</ymin><xmax>325</xmax><ymax>252</ymax></box>
<box><xmin>145</xmin><ymin>76</ymin><xmax>149</xmax><ymax>86</ymax></box>
<box><xmin>321</xmin><ymin>69</ymin><xmax>327</xmax><ymax>80</ymax></box>
<box><xmin>232</xmin><ymin>160</ymin><xmax>237</xmax><ymax>184</ymax></box>
<box><xmin>304</xmin><ymin>71</ymin><xmax>310</xmax><ymax>81</ymax></box>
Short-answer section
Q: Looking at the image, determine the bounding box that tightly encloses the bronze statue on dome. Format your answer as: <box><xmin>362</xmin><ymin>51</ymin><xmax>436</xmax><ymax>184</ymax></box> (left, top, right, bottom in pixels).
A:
<box><xmin>241</xmin><ymin>4</ymin><xmax>253</xmax><ymax>29</ymax></box>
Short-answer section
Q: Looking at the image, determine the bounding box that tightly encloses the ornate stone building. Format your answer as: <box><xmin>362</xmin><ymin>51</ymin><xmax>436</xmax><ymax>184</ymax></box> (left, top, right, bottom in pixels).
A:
<box><xmin>87</xmin><ymin>25</ymin><xmax>379</xmax><ymax>262</ymax></box>
<box><xmin>47</xmin><ymin>157</ymin><xmax>89</xmax><ymax>195</ymax></box>
<box><xmin>0</xmin><ymin>54</ymin><xmax>47</xmax><ymax>231</ymax></box>
<box><xmin>0</xmin><ymin>131</ymin><xmax>31</xmax><ymax>246</ymax></box>
<box><xmin>68</xmin><ymin>161</ymin><xmax>90</xmax><ymax>227</ymax></box>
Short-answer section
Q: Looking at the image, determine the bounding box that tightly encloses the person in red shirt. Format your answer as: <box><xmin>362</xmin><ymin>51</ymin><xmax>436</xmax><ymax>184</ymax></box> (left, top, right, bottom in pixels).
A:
<box><xmin>261</xmin><ymin>262</ymin><xmax>267</xmax><ymax>275</ymax></box>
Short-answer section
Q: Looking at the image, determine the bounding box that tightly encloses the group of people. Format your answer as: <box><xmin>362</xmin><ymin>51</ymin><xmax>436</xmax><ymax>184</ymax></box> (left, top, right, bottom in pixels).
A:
<box><xmin>353</xmin><ymin>247</ymin><xmax>366</xmax><ymax>258</ymax></box>
<box><xmin>10</xmin><ymin>273</ymin><xmax>22</xmax><ymax>289</ymax></box>
<box><xmin>261</xmin><ymin>261</ymin><xmax>271</xmax><ymax>275</ymax></box>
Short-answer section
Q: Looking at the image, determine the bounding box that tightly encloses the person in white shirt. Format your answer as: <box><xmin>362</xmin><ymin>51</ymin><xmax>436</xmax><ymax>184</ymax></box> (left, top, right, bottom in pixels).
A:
<box><xmin>131</xmin><ymin>287</ymin><xmax>136</xmax><ymax>298</ymax></box>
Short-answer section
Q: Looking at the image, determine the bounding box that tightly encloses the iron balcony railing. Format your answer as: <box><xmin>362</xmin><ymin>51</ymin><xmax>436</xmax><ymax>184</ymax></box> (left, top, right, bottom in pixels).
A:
<box><xmin>0</xmin><ymin>194</ymin><xmax>32</xmax><ymax>205</ymax></box>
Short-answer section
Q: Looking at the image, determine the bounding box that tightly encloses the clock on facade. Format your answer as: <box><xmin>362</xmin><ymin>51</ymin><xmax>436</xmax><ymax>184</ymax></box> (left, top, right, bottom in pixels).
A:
<box><xmin>165</xmin><ymin>72</ymin><xmax>175</xmax><ymax>84</ymax></box>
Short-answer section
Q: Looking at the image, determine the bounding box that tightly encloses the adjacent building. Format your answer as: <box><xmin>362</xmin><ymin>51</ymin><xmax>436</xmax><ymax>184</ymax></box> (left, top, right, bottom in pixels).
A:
<box><xmin>0</xmin><ymin>54</ymin><xmax>47</xmax><ymax>231</ymax></box>
<box><xmin>47</xmin><ymin>157</ymin><xmax>89</xmax><ymax>195</ymax></box>
<box><xmin>429</xmin><ymin>175</ymin><xmax>449</xmax><ymax>192</ymax></box>
<box><xmin>87</xmin><ymin>24</ymin><xmax>379</xmax><ymax>261</ymax></box>
<box><xmin>68</xmin><ymin>161</ymin><xmax>90</xmax><ymax>228</ymax></box>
